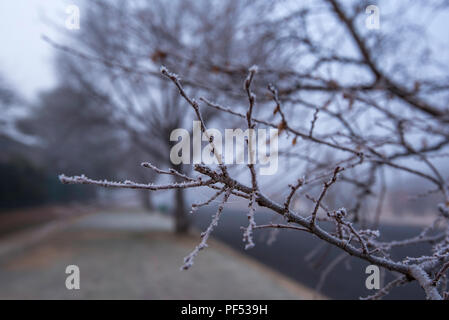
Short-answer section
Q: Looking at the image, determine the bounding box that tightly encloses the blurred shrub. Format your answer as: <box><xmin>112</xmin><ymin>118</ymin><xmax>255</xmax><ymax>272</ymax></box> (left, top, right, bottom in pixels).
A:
<box><xmin>0</xmin><ymin>157</ymin><xmax>95</xmax><ymax>212</ymax></box>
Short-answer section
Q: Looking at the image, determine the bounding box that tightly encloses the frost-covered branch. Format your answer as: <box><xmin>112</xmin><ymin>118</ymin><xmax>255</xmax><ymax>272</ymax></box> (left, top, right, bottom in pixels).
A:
<box><xmin>182</xmin><ymin>189</ymin><xmax>232</xmax><ymax>270</ymax></box>
<box><xmin>242</xmin><ymin>192</ymin><xmax>257</xmax><ymax>250</ymax></box>
<box><xmin>409</xmin><ymin>265</ymin><xmax>443</xmax><ymax>300</ymax></box>
<box><xmin>310</xmin><ymin>166</ymin><xmax>342</xmax><ymax>226</ymax></box>
<box><xmin>361</xmin><ymin>276</ymin><xmax>409</xmax><ymax>300</ymax></box>
<box><xmin>433</xmin><ymin>261</ymin><xmax>449</xmax><ymax>286</ymax></box>
<box><xmin>60</xmin><ymin>64</ymin><xmax>449</xmax><ymax>300</ymax></box>
<box><xmin>59</xmin><ymin>174</ymin><xmax>212</xmax><ymax>190</ymax></box>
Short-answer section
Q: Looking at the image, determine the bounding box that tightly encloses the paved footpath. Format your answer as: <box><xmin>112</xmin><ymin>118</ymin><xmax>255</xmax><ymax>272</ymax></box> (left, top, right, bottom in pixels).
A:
<box><xmin>0</xmin><ymin>209</ymin><xmax>322</xmax><ymax>299</ymax></box>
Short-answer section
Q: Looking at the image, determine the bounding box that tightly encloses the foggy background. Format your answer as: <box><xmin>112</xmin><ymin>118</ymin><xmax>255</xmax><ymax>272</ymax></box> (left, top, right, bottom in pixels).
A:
<box><xmin>1</xmin><ymin>0</ymin><xmax>449</xmax><ymax>300</ymax></box>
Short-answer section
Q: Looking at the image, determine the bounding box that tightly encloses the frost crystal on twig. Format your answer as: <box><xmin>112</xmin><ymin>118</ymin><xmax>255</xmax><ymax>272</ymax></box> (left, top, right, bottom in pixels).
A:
<box><xmin>242</xmin><ymin>192</ymin><xmax>257</xmax><ymax>250</ymax></box>
<box><xmin>409</xmin><ymin>265</ymin><xmax>443</xmax><ymax>300</ymax></box>
<box><xmin>59</xmin><ymin>173</ymin><xmax>211</xmax><ymax>190</ymax></box>
<box><xmin>190</xmin><ymin>188</ymin><xmax>226</xmax><ymax>214</ymax></box>
<box><xmin>181</xmin><ymin>189</ymin><xmax>231</xmax><ymax>270</ymax></box>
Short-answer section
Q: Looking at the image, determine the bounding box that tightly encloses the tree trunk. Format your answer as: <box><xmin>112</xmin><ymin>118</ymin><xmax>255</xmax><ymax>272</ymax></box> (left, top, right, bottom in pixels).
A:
<box><xmin>173</xmin><ymin>164</ymin><xmax>190</xmax><ymax>234</ymax></box>
<box><xmin>139</xmin><ymin>190</ymin><xmax>154</xmax><ymax>212</ymax></box>
<box><xmin>174</xmin><ymin>187</ymin><xmax>190</xmax><ymax>234</ymax></box>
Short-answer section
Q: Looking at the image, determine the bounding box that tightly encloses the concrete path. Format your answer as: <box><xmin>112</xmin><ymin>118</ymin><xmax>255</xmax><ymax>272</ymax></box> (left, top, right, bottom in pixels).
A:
<box><xmin>0</xmin><ymin>209</ymin><xmax>322</xmax><ymax>299</ymax></box>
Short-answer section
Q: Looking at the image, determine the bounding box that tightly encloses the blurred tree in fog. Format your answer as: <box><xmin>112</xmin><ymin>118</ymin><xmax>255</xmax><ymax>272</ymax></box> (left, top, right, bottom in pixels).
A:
<box><xmin>0</xmin><ymin>74</ymin><xmax>17</xmax><ymax>107</ymax></box>
<box><xmin>20</xmin><ymin>86</ymin><xmax>120</xmax><ymax>176</ymax></box>
<box><xmin>18</xmin><ymin>85</ymin><xmax>157</xmax><ymax>210</ymax></box>
<box><xmin>0</xmin><ymin>74</ymin><xmax>95</xmax><ymax>210</ymax></box>
<box><xmin>0</xmin><ymin>73</ymin><xmax>23</xmax><ymax>147</ymax></box>
<box><xmin>47</xmin><ymin>0</ymin><xmax>286</xmax><ymax>233</ymax></box>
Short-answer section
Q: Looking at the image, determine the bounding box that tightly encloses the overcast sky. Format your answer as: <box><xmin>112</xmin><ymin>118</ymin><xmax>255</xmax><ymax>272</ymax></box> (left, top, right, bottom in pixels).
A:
<box><xmin>0</xmin><ymin>0</ymin><xmax>78</xmax><ymax>100</ymax></box>
<box><xmin>0</xmin><ymin>1</ymin><xmax>448</xmax><ymax>101</ymax></box>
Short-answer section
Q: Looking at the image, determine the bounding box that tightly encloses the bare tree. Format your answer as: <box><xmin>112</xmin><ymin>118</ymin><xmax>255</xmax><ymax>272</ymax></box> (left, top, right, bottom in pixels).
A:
<box><xmin>0</xmin><ymin>73</ymin><xmax>27</xmax><ymax>144</ymax></box>
<box><xmin>19</xmin><ymin>85</ymin><xmax>158</xmax><ymax>208</ymax></box>
<box><xmin>47</xmin><ymin>0</ymin><xmax>284</xmax><ymax>233</ymax></box>
<box><xmin>58</xmin><ymin>0</ymin><xmax>449</xmax><ymax>299</ymax></box>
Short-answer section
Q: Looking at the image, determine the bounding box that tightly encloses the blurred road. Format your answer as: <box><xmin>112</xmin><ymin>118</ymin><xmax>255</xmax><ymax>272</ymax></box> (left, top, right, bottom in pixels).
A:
<box><xmin>0</xmin><ymin>208</ymin><xmax>320</xmax><ymax>299</ymax></box>
<box><xmin>0</xmin><ymin>205</ymin><xmax>433</xmax><ymax>299</ymax></box>
<box><xmin>194</xmin><ymin>207</ymin><xmax>432</xmax><ymax>300</ymax></box>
